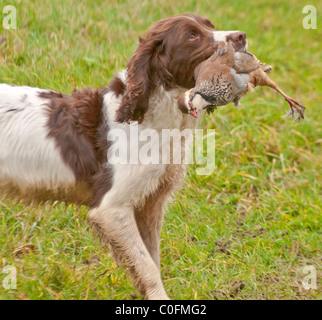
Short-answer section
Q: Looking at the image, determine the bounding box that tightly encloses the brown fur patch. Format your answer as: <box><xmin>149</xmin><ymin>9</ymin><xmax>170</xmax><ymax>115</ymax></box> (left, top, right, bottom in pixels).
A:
<box><xmin>37</xmin><ymin>83</ymin><xmax>119</xmax><ymax>207</ymax></box>
<box><xmin>40</xmin><ymin>89</ymin><xmax>105</xmax><ymax>181</ymax></box>
<box><xmin>177</xmin><ymin>92</ymin><xmax>189</xmax><ymax>114</ymax></box>
<box><xmin>107</xmin><ymin>77</ymin><xmax>126</xmax><ymax>97</ymax></box>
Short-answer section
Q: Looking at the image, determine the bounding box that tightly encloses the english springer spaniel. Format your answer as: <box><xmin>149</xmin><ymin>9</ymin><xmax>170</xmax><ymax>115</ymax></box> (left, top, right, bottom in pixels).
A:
<box><xmin>0</xmin><ymin>14</ymin><xmax>247</xmax><ymax>299</ymax></box>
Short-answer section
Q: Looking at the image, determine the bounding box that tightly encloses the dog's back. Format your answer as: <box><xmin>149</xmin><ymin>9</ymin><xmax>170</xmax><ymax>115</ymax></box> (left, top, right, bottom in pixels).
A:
<box><xmin>0</xmin><ymin>84</ymin><xmax>75</xmax><ymax>192</ymax></box>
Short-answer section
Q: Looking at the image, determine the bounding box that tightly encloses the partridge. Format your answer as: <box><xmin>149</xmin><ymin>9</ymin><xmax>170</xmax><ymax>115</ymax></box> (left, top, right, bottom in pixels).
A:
<box><xmin>178</xmin><ymin>42</ymin><xmax>305</xmax><ymax>121</ymax></box>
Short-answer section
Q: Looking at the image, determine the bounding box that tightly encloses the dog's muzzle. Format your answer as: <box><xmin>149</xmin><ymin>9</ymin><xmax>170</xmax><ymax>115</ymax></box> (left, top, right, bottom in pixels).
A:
<box><xmin>213</xmin><ymin>30</ymin><xmax>248</xmax><ymax>52</ymax></box>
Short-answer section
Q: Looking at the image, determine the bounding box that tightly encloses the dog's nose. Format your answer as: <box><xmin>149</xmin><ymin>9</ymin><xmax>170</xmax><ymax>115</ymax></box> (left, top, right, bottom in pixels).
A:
<box><xmin>226</xmin><ymin>31</ymin><xmax>247</xmax><ymax>52</ymax></box>
<box><xmin>213</xmin><ymin>31</ymin><xmax>248</xmax><ymax>52</ymax></box>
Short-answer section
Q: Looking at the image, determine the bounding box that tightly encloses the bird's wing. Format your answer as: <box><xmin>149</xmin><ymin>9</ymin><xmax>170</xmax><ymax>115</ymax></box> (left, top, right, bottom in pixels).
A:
<box><xmin>233</xmin><ymin>52</ymin><xmax>261</xmax><ymax>73</ymax></box>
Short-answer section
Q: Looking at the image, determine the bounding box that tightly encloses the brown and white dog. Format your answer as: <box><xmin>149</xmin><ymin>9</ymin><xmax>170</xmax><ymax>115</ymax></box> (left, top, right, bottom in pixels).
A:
<box><xmin>0</xmin><ymin>14</ymin><xmax>247</xmax><ymax>299</ymax></box>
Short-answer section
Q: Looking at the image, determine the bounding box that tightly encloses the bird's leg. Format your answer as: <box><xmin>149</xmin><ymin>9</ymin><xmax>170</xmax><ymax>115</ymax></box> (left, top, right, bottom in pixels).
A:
<box><xmin>250</xmin><ymin>70</ymin><xmax>305</xmax><ymax>121</ymax></box>
<box><xmin>266</xmin><ymin>82</ymin><xmax>305</xmax><ymax>120</ymax></box>
<box><xmin>277</xmin><ymin>90</ymin><xmax>305</xmax><ymax>120</ymax></box>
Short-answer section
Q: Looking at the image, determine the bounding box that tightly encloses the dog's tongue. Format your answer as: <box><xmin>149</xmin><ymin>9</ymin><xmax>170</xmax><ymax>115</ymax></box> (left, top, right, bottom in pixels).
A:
<box><xmin>190</xmin><ymin>108</ymin><xmax>198</xmax><ymax>118</ymax></box>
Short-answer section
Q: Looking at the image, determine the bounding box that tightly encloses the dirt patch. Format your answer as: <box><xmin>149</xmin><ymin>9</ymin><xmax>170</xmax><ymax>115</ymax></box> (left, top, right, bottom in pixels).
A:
<box><xmin>12</xmin><ymin>244</ymin><xmax>35</xmax><ymax>256</ymax></box>
<box><xmin>214</xmin><ymin>238</ymin><xmax>232</xmax><ymax>256</ymax></box>
<box><xmin>241</xmin><ymin>227</ymin><xmax>267</xmax><ymax>238</ymax></box>
<box><xmin>208</xmin><ymin>280</ymin><xmax>245</xmax><ymax>299</ymax></box>
<box><xmin>83</xmin><ymin>254</ymin><xmax>100</xmax><ymax>266</ymax></box>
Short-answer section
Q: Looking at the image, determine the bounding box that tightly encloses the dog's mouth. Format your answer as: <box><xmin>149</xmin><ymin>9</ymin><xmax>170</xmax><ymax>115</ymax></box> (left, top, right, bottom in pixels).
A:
<box><xmin>231</xmin><ymin>41</ymin><xmax>248</xmax><ymax>53</ymax></box>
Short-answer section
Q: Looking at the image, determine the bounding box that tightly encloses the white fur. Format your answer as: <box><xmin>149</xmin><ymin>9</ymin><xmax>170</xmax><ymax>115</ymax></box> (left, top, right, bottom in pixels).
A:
<box><xmin>100</xmin><ymin>78</ymin><xmax>200</xmax><ymax>209</ymax></box>
<box><xmin>0</xmin><ymin>84</ymin><xmax>75</xmax><ymax>189</ymax></box>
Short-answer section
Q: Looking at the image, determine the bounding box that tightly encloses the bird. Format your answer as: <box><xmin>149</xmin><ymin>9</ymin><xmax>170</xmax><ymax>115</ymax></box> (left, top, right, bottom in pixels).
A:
<box><xmin>178</xmin><ymin>41</ymin><xmax>305</xmax><ymax>121</ymax></box>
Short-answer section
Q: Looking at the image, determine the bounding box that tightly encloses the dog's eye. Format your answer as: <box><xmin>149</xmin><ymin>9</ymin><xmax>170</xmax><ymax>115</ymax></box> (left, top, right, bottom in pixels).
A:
<box><xmin>189</xmin><ymin>33</ymin><xmax>197</xmax><ymax>40</ymax></box>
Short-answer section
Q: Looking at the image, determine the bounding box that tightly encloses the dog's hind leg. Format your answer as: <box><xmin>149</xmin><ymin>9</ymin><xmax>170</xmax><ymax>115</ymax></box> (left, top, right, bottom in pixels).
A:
<box><xmin>88</xmin><ymin>204</ymin><xmax>169</xmax><ymax>300</ymax></box>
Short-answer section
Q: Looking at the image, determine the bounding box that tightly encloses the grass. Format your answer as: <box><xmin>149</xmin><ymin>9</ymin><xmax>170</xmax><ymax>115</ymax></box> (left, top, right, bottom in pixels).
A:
<box><xmin>0</xmin><ymin>0</ymin><xmax>321</xmax><ymax>300</ymax></box>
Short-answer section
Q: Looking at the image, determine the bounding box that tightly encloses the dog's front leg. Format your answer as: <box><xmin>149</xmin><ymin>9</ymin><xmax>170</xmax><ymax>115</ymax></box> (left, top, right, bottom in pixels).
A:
<box><xmin>88</xmin><ymin>205</ymin><xmax>169</xmax><ymax>300</ymax></box>
<box><xmin>134</xmin><ymin>182</ymin><xmax>173</xmax><ymax>270</ymax></box>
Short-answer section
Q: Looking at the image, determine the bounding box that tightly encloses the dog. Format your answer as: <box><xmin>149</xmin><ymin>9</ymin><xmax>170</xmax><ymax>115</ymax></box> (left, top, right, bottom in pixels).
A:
<box><xmin>0</xmin><ymin>14</ymin><xmax>247</xmax><ymax>299</ymax></box>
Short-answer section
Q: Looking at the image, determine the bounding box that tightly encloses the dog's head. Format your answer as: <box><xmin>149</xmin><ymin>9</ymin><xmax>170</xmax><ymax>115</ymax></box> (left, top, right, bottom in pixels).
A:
<box><xmin>116</xmin><ymin>14</ymin><xmax>247</xmax><ymax>123</ymax></box>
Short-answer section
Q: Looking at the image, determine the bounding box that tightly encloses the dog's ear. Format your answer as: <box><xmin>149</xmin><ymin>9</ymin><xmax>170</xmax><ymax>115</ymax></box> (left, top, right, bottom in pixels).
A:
<box><xmin>116</xmin><ymin>36</ymin><xmax>171</xmax><ymax>123</ymax></box>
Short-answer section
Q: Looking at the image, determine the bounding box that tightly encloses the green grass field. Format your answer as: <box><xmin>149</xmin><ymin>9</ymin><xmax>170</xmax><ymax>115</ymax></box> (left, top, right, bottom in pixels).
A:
<box><xmin>0</xmin><ymin>0</ymin><xmax>321</xmax><ymax>300</ymax></box>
